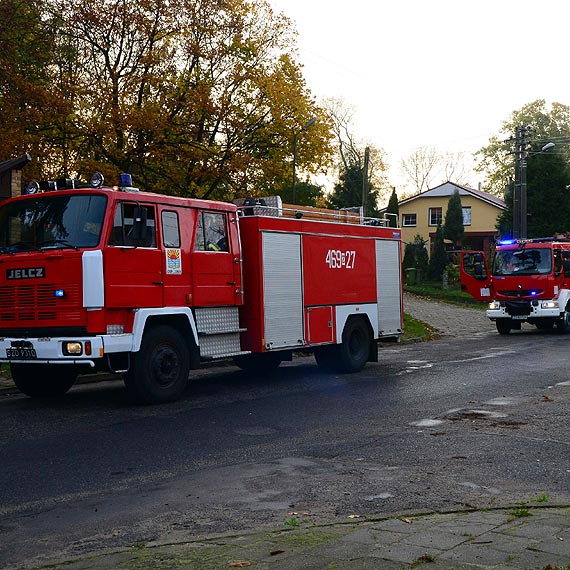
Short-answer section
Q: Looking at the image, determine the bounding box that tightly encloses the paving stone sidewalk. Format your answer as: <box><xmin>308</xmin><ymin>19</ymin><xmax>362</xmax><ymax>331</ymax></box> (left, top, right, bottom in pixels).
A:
<box><xmin>404</xmin><ymin>293</ymin><xmax>497</xmax><ymax>338</ymax></box>
<box><xmin>28</xmin><ymin>506</ymin><xmax>570</xmax><ymax>570</ymax></box>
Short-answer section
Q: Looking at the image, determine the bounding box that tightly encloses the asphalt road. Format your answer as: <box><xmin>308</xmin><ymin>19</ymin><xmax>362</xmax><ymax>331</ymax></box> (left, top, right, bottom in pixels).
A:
<box><xmin>2</xmin><ymin>320</ymin><xmax>570</xmax><ymax>569</ymax></box>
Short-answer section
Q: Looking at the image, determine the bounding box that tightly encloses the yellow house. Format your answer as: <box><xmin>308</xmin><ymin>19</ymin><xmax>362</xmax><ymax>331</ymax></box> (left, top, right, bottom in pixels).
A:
<box><xmin>398</xmin><ymin>181</ymin><xmax>506</xmax><ymax>253</ymax></box>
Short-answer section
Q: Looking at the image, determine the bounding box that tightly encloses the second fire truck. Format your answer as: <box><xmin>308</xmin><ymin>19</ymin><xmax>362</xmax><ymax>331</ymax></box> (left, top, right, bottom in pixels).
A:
<box><xmin>459</xmin><ymin>237</ymin><xmax>570</xmax><ymax>334</ymax></box>
<box><xmin>0</xmin><ymin>173</ymin><xmax>404</xmax><ymax>403</ymax></box>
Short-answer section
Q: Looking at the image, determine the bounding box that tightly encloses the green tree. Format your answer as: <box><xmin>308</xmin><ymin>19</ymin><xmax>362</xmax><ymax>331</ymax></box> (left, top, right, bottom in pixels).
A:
<box><xmin>428</xmin><ymin>225</ymin><xmax>447</xmax><ymax>280</ymax></box>
<box><xmin>443</xmin><ymin>189</ymin><xmax>464</xmax><ymax>247</ymax></box>
<box><xmin>497</xmin><ymin>151</ymin><xmax>570</xmax><ymax>238</ymax></box>
<box><xmin>327</xmin><ymin>164</ymin><xmax>382</xmax><ymax>216</ymax></box>
<box><xmin>476</xmin><ymin>99</ymin><xmax>570</xmax><ymax>197</ymax></box>
<box><xmin>279</xmin><ymin>179</ymin><xmax>326</xmax><ymax>206</ymax></box>
<box><xmin>402</xmin><ymin>234</ymin><xmax>428</xmax><ymax>283</ymax></box>
<box><xmin>385</xmin><ymin>187</ymin><xmax>399</xmax><ymax>227</ymax></box>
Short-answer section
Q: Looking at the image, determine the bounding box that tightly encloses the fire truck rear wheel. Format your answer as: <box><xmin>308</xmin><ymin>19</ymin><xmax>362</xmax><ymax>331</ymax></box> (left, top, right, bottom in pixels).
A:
<box><xmin>315</xmin><ymin>317</ymin><xmax>371</xmax><ymax>373</ymax></box>
<box><xmin>11</xmin><ymin>364</ymin><xmax>77</xmax><ymax>398</ymax></box>
<box><xmin>495</xmin><ymin>319</ymin><xmax>512</xmax><ymax>335</ymax></box>
<box><xmin>339</xmin><ymin>317</ymin><xmax>371</xmax><ymax>372</ymax></box>
<box><xmin>124</xmin><ymin>325</ymin><xmax>190</xmax><ymax>404</ymax></box>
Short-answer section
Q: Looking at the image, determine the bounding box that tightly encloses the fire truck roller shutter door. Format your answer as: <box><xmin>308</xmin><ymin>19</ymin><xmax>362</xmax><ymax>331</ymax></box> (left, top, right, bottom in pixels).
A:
<box><xmin>262</xmin><ymin>232</ymin><xmax>303</xmax><ymax>349</ymax></box>
<box><xmin>376</xmin><ymin>239</ymin><xmax>402</xmax><ymax>336</ymax></box>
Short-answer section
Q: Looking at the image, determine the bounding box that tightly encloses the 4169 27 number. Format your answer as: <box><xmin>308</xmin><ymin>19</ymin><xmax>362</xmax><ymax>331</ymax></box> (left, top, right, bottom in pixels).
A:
<box><xmin>325</xmin><ymin>249</ymin><xmax>356</xmax><ymax>269</ymax></box>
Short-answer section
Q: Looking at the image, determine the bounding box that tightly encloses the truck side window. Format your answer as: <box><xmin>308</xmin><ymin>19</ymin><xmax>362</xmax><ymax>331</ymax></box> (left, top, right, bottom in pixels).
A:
<box><xmin>463</xmin><ymin>252</ymin><xmax>486</xmax><ymax>279</ymax></box>
<box><xmin>109</xmin><ymin>203</ymin><xmax>156</xmax><ymax>247</ymax></box>
<box><xmin>162</xmin><ymin>211</ymin><xmax>180</xmax><ymax>248</ymax></box>
<box><xmin>194</xmin><ymin>212</ymin><xmax>228</xmax><ymax>252</ymax></box>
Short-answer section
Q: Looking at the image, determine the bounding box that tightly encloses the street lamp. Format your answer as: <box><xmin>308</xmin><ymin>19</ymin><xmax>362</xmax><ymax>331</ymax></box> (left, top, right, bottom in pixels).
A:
<box><xmin>292</xmin><ymin>117</ymin><xmax>317</xmax><ymax>204</ymax></box>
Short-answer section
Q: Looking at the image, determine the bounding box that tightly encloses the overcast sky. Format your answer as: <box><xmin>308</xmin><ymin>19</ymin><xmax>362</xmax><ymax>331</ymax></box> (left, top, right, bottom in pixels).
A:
<box><xmin>268</xmin><ymin>0</ymin><xmax>570</xmax><ymax>198</ymax></box>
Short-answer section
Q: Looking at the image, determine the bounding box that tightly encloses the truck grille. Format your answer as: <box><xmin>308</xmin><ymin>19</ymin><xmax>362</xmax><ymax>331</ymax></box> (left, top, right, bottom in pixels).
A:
<box><xmin>498</xmin><ymin>289</ymin><xmax>543</xmax><ymax>297</ymax></box>
<box><xmin>0</xmin><ymin>283</ymin><xmax>82</xmax><ymax>323</ymax></box>
<box><xmin>505</xmin><ymin>300</ymin><xmax>532</xmax><ymax>316</ymax></box>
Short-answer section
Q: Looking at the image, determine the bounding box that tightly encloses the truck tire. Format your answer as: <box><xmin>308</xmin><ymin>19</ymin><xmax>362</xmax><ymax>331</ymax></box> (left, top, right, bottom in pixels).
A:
<box><xmin>124</xmin><ymin>325</ymin><xmax>190</xmax><ymax>404</ymax></box>
<box><xmin>557</xmin><ymin>305</ymin><xmax>570</xmax><ymax>334</ymax></box>
<box><xmin>11</xmin><ymin>364</ymin><xmax>77</xmax><ymax>398</ymax></box>
<box><xmin>233</xmin><ymin>352</ymin><xmax>283</xmax><ymax>373</ymax></box>
<box><xmin>315</xmin><ymin>317</ymin><xmax>371</xmax><ymax>373</ymax></box>
<box><xmin>495</xmin><ymin>319</ymin><xmax>512</xmax><ymax>335</ymax></box>
<box><xmin>339</xmin><ymin>317</ymin><xmax>371</xmax><ymax>372</ymax></box>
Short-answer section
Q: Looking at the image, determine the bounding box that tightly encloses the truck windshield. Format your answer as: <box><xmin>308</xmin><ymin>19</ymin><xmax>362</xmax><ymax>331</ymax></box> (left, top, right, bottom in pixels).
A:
<box><xmin>0</xmin><ymin>194</ymin><xmax>107</xmax><ymax>252</ymax></box>
<box><xmin>493</xmin><ymin>248</ymin><xmax>552</xmax><ymax>276</ymax></box>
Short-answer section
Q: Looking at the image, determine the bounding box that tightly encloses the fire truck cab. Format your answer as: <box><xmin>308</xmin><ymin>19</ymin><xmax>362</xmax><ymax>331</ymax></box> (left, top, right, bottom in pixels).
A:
<box><xmin>0</xmin><ymin>174</ymin><xmax>404</xmax><ymax>403</ymax></box>
<box><xmin>459</xmin><ymin>237</ymin><xmax>570</xmax><ymax>335</ymax></box>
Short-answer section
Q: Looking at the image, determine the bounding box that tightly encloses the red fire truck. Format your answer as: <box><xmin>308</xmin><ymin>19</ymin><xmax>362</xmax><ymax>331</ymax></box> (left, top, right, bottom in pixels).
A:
<box><xmin>459</xmin><ymin>237</ymin><xmax>570</xmax><ymax>335</ymax></box>
<box><xmin>0</xmin><ymin>174</ymin><xmax>404</xmax><ymax>403</ymax></box>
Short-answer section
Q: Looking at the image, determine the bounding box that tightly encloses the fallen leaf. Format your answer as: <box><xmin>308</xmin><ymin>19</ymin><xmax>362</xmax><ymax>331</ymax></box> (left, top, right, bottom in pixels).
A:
<box><xmin>347</xmin><ymin>514</ymin><xmax>360</xmax><ymax>519</ymax></box>
<box><xmin>399</xmin><ymin>517</ymin><xmax>413</xmax><ymax>524</ymax></box>
<box><xmin>542</xmin><ymin>395</ymin><xmax>553</xmax><ymax>402</ymax></box>
<box><xmin>229</xmin><ymin>562</ymin><xmax>251</xmax><ymax>567</ymax></box>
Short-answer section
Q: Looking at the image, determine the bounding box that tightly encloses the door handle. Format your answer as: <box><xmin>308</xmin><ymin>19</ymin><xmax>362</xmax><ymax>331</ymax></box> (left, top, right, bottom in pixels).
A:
<box><xmin>152</xmin><ymin>281</ymin><xmax>164</xmax><ymax>285</ymax></box>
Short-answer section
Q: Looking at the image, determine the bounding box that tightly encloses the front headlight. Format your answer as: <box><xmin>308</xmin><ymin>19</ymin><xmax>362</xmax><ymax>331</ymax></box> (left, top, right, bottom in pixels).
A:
<box><xmin>542</xmin><ymin>301</ymin><xmax>559</xmax><ymax>309</ymax></box>
<box><xmin>488</xmin><ymin>301</ymin><xmax>501</xmax><ymax>310</ymax></box>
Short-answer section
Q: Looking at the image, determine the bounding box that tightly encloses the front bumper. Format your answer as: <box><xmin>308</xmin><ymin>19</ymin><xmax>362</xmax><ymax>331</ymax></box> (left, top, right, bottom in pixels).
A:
<box><xmin>0</xmin><ymin>334</ymin><xmax>134</xmax><ymax>366</ymax></box>
<box><xmin>487</xmin><ymin>302</ymin><xmax>561</xmax><ymax>322</ymax></box>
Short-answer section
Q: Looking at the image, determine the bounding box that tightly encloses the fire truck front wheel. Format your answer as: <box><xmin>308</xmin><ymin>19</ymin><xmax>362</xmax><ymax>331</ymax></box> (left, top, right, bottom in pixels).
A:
<box><xmin>495</xmin><ymin>319</ymin><xmax>512</xmax><ymax>335</ymax></box>
<box><xmin>556</xmin><ymin>305</ymin><xmax>570</xmax><ymax>334</ymax></box>
<box><xmin>123</xmin><ymin>325</ymin><xmax>190</xmax><ymax>404</ymax></box>
<box><xmin>11</xmin><ymin>364</ymin><xmax>77</xmax><ymax>398</ymax></box>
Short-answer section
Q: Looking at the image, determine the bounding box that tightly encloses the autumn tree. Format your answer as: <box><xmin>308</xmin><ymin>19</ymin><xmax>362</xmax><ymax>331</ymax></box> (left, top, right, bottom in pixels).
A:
<box><xmin>0</xmin><ymin>0</ymin><xmax>335</xmax><ymax>199</ymax></box>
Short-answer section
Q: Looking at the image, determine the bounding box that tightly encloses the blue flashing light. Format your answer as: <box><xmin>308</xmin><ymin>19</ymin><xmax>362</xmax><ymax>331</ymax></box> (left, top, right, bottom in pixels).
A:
<box><xmin>119</xmin><ymin>173</ymin><xmax>132</xmax><ymax>187</ymax></box>
<box><xmin>54</xmin><ymin>289</ymin><xmax>65</xmax><ymax>298</ymax></box>
<box><xmin>498</xmin><ymin>239</ymin><xmax>517</xmax><ymax>245</ymax></box>
<box><xmin>530</xmin><ymin>291</ymin><xmax>538</xmax><ymax>296</ymax></box>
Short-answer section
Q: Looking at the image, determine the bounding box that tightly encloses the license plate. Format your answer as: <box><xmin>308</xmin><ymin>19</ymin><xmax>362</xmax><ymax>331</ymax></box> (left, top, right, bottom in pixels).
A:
<box><xmin>6</xmin><ymin>347</ymin><xmax>37</xmax><ymax>359</ymax></box>
<box><xmin>511</xmin><ymin>315</ymin><xmax>527</xmax><ymax>320</ymax></box>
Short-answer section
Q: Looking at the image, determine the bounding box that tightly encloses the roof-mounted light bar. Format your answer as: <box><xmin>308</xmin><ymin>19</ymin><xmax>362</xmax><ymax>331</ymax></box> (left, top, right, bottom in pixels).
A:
<box><xmin>22</xmin><ymin>172</ymin><xmax>139</xmax><ymax>194</ymax></box>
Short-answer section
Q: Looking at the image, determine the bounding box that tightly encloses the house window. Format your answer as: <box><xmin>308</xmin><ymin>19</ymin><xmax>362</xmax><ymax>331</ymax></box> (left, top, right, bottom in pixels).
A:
<box><xmin>462</xmin><ymin>207</ymin><xmax>472</xmax><ymax>226</ymax></box>
<box><xmin>402</xmin><ymin>213</ymin><xmax>417</xmax><ymax>227</ymax></box>
<box><xmin>429</xmin><ymin>207</ymin><xmax>442</xmax><ymax>226</ymax></box>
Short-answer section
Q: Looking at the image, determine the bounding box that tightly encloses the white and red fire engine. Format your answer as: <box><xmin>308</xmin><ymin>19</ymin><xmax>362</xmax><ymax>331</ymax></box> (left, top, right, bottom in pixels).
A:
<box><xmin>0</xmin><ymin>173</ymin><xmax>404</xmax><ymax>403</ymax></box>
<box><xmin>459</xmin><ymin>237</ymin><xmax>570</xmax><ymax>335</ymax></box>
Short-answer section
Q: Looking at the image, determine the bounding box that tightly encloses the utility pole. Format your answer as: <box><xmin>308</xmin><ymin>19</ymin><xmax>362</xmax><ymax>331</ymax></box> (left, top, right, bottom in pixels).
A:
<box><xmin>513</xmin><ymin>125</ymin><xmax>530</xmax><ymax>239</ymax></box>
<box><xmin>362</xmin><ymin>146</ymin><xmax>370</xmax><ymax>214</ymax></box>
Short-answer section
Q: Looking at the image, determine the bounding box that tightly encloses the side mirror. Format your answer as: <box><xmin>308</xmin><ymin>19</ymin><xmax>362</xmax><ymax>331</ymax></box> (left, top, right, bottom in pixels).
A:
<box><xmin>564</xmin><ymin>259</ymin><xmax>570</xmax><ymax>277</ymax></box>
